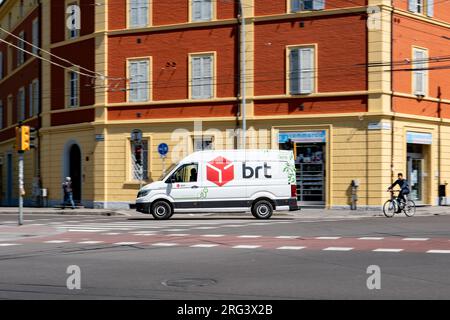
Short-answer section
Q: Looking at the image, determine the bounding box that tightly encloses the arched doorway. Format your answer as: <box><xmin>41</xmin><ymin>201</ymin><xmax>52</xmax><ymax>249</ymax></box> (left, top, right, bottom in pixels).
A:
<box><xmin>69</xmin><ymin>144</ymin><xmax>82</xmax><ymax>202</ymax></box>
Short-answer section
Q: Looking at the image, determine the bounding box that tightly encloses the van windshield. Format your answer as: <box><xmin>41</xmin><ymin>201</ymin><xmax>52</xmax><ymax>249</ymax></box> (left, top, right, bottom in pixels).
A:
<box><xmin>159</xmin><ymin>163</ymin><xmax>179</xmax><ymax>181</ymax></box>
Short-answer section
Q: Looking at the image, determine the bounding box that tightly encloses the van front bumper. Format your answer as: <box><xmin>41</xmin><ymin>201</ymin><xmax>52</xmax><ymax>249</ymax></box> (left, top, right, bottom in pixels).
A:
<box><xmin>135</xmin><ymin>202</ymin><xmax>151</xmax><ymax>213</ymax></box>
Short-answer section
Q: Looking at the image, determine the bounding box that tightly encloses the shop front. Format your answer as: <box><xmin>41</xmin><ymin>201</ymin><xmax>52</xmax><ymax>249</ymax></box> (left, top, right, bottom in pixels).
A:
<box><xmin>406</xmin><ymin>132</ymin><xmax>432</xmax><ymax>205</ymax></box>
<box><xmin>279</xmin><ymin>131</ymin><xmax>327</xmax><ymax>206</ymax></box>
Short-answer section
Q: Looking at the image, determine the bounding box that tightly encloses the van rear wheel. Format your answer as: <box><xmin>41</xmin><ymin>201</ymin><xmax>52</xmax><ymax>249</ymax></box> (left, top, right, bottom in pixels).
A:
<box><xmin>151</xmin><ymin>201</ymin><xmax>173</xmax><ymax>220</ymax></box>
<box><xmin>252</xmin><ymin>200</ymin><xmax>273</xmax><ymax>219</ymax></box>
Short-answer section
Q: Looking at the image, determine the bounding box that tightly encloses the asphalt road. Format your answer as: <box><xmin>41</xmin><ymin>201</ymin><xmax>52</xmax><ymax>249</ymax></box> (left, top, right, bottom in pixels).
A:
<box><xmin>0</xmin><ymin>213</ymin><xmax>449</xmax><ymax>300</ymax></box>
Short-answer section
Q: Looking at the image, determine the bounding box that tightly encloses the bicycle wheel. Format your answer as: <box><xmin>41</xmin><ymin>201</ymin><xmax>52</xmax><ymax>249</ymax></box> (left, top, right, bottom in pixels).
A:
<box><xmin>404</xmin><ymin>200</ymin><xmax>416</xmax><ymax>217</ymax></box>
<box><xmin>383</xmin><ymin>200</ymin><xmax>397</xmax><ymax>218</ymax></box>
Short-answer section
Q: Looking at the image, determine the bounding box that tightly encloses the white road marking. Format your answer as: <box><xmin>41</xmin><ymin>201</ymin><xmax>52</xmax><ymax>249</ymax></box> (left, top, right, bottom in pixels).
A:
<box><xmin>223</xmin><ymin>225</ymin><xmax>245</xmax><ymax>228</ymax></box>
<box><xmin>151</xmin><ymin>243</ymin><xmax>178</xmax><ymax>247</ymax></box>
<box><xmin>427</xmin><ymin>250</ymin><xmax>450</xmax><ymax>254</ymax></box>
<box><xmin>193</xmin><ymin>227</ymin><xmax>218</xmax><ymax>230</ymax></box>
<box><xmin>44</xmin><ymin>240</ymin><xmax>70</xmax><ymax>244</ymax></box>
<box><xmin>276</xmin><ymin>236</ymin><xmax>299</xmax><ymax>239</ymax></box>
<box><xmin>190</xmin><ymin>244</ymin><xmax>219</xmax><ymax>248</ymax></box>
<box><xmin>373</xmin><ymin>248</ymin><xmax>404</xmax><ymax>252</ymax></box>
<box><xmin>0</xmin><ymin>243</ymin><xmax>21</xmax><ymax>247</ymax></box>
<box><xmin>102</xmin><ymin>233</ymin><xmax>121</xmax><ymax>235</ymax></box>
<box><xmin>114</xmin><ymin>242</ymin><xmax>141</xmax><ymax>245</ymax></box>
<box><xmin>201</xmin><ymin>234</ymin><xmax>224</xmax><ymax>238</ymax></box>
<box><xmin>238</xmin><ymin>235</ymin><xmax>262</xmax><ymax>238</ymax></box>
<box><xmin>77</xmin><ymin>241</ymin><xmax>104</xmax><ymax>244</ymax></box>
<box><xmin>402</xmin><ymin>238</ymin><xmax>429</xmax><ymax>241</ymax></box>
<box><xmin>232</xmin><ymin>245</ymin><xmax>261</xmax><ymax>249</ymax></box>
<box><xmin>358</xmin><ymin>237</ymin><xmax>384</xmax><ymax>240</ymax></box>
<box><xmin>316</xmin><ymin>237</ymin><xmax>341</xmax><ymax>240</ymax></box>
<box><xmin>167</xmin><ymin>234</ymin><xmax>190</xmax><ymax>237</ymax></box>
<box><xmin>277</xmin><ymin>246</ymin><xmax>305</xmax><ymax>250</ymax></box>
<box><xmin>68</xmin><ymin>229</ymin><xmax>105</xmax><ymax>233</ymax></box>
<box><xmin>165</xmin><ymin>229</ymin><xmax>188</xmax><ymax>232</ymax></box>
<box><xmin>323</xmin><ymin>247</ymin><xmax>353</xmax><ymax>251</ymax></box>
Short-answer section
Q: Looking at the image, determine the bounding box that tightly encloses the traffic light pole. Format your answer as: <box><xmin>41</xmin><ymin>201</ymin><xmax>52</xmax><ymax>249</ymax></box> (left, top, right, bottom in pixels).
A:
<box><xmin>18</xmin><ymin>151</ymin><xmax>24</xmax><ymax>226</ymax></box>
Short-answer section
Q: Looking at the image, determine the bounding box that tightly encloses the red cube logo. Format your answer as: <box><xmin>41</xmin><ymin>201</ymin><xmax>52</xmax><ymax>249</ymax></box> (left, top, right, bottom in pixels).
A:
<box><xmin>206</xmin><ymin>157</ymin><xmax>234</xmax><ymax>187</ymax></box>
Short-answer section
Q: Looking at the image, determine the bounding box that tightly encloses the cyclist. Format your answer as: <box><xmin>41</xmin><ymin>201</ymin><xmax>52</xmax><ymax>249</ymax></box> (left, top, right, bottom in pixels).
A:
<box><xmin>387</xmin><ymin>173</ymin><xmax>410</xmax><ymax>212</ymax></box>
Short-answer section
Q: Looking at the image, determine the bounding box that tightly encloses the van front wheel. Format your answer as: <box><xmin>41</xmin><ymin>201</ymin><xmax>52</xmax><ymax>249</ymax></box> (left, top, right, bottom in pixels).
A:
<box><xmin>252</xmin><ymin>200</ymin><xmax>273</xmax><ymax>219</ymax></box>
<box><xmin>151</xmin><ymin>201</ymin><xmax>173</xmax><ymax>220</ymax></box>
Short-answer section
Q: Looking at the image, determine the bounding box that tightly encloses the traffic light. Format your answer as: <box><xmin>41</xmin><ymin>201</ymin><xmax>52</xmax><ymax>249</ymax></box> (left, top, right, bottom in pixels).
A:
<box><xmin>15</xmin><ymin>125</ymin><xmax>37</xmax><ymax>152</ymax></box>
<box><xmin>134</xmin><ymin>144</ymin><xmax>143</xmax><ymax>166</ymax></box>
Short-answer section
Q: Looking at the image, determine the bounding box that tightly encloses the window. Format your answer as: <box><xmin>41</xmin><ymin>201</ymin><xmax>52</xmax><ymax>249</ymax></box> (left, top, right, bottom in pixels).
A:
<box><xmin>32</xmin><ymin>18</ymin><xmax>39</xmax><ymax>54</ymax></box>
<box><xmin>67</xmin><ymin>3</ymin><xmax>80</xmax><ymax>39</ymax></box>
<box><xmin>291</xmin><ymin>0</ymin><xmax>325</xmax><ymax>12</ymax></box>
<box><xmin>7</xmin><ymin>45</ymin><xmax>13</xmax><ymax>73</ymax></box>
<box><xmin>192</xmin><ymin>0</ymin><xmax>213</xmax><ymax>22</ymax></box>
<box><xmin>68</xmin><ymin>71</ymin><xmax>79</xmax><ymax>107</ymax></box>
<box><xmin>30</xmin><ymin>79</ymin><xmax>39</xmax><ymax>116</ymax></box>
<box><xmin>128</xmin><ymin>59</ymin><xmax>149</xmax><ymax>102</ymax></box>
<box><xmin>0</xmin><ymin>100</ymin><xmax>3</xmax><ymax>129</ymax></box>
<box><xmin>17</xmin><ymin>31</ymin><xmax>25</xmax><ymax>66</ymax></box>
<box><xmin>408</xmin><ymin>0</ymin><xmax>434</xmax><ymax>16</ymax></box>
<box><xmin>7</xmin><ymin>95</ymin><xmax>12</xmax><ymax>126</ymax></box>
<box><xmin>171</xmin><ymin>163</ymin><xmax>198</xmax><ymax>183</ymax></box>
<box><xmin>8</xmin><ymin>13</ymin><xmax>12</xmax><ymax>30</ymax></box>
<box><xmin>289</xmin><ymin>46</ymin><xmax>315</xmax><ymax>95</ymax></box>
<box><xmin>0</xmin><ymin>52</ymin><xmax>3</xmax><ymax>79</ymax></box>
<box><xmin>412</xmin><ymin>48</ymin><xmax>428</xmax><ymax>96</ymax></box>
<box><xmin>129</xmin><ymin>0</ymin><xmax>149</xmax><ymax>28</ymax></box>
<box><xmin>193</xmin><ymin>136</ymin><xmax>214</xmax><ymax>151</ymax></box>
<box><xmin>20</xmin><ymin>0</ymin><xmax>25</xmax><ymax>18</ymax></box>
<box><xmin>131</xmin><ymin>140</ymin><xmax>149</xmax><ymax>180</ymax></box>
<box><xmin>18</xmin><ymin>87</ymin><xmax>25</xmax><ymax>121</ymax></box>
<box><xmin>191</xmin><ymin>54</ymin><xmax>213</xmax><ymax>99</ymax></box>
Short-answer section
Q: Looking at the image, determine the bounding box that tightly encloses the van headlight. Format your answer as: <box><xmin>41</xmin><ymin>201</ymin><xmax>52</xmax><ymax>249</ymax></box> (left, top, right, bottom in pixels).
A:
<box><xmin>137</xmin><ymin>189</ymin><xmax>151</xmax><ymax>198</ymax></box>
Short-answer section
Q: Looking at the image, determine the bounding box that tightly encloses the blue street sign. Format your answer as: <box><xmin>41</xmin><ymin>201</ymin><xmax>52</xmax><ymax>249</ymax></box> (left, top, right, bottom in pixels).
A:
<box><xmin>158</xmin><ymin>143</ymin><xmax>169</xmax><ymax>156</ymax></box>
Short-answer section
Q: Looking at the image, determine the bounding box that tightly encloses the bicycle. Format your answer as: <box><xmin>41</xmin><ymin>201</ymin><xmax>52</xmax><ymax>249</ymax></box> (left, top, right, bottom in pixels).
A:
<box><xmin>383</xmin><ymin>190</ymin><xmax>416</xmax><ymax>218</ymax></box>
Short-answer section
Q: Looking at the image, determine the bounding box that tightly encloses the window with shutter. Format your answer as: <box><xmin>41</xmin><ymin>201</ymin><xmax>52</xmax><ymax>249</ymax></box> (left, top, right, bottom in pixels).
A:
<box><xmin>130</xmin><ymin>0</ymin><xmax>148</xmax><ymax>28</ymax></box>
<box><xmin>32</xmin><ymin>19</ymin><xmax>39</xmax><ymax>54</ymax></box>
<box><xmin>192</xmin><ymin>0</ymin><xmax>212</xmax><ymax>22</ymax></box>
<box><xmin>289</xmin><ymin>47</ymin><xmax>315</xmax><ymax>95</ymax></box>
<box><xmin>412</xmin><ymin>48</ymin><xmax>427</xmax><ymax>96</ymax></box>
<box><xmin>191</xmin><ymin>54</ymin><xmax>214</xmax><ymax>99</ymax></box>
<box><xmin>291</xmin><ymin>0</ymin><xmax>325</xmax><ymax>12</ymax></box>
<box><xmin>129</xmin><ymin>59</ymin><xmax>149</xmax><ymax>102</ymax></box>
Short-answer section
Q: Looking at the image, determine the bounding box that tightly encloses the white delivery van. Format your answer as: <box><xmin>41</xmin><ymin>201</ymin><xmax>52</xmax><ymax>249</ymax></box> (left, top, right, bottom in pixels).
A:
<box><xmin>135</xmin><ymin>150</ymin><xmax>299</xmax><ymax>220</ymax></box>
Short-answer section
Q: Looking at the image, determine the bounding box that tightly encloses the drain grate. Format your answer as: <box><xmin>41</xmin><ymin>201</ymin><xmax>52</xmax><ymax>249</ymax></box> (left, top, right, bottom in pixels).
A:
<box><xmin>162</xmin><ymin>278</ymin><xmax>217</xmax><ymax>288</ymax></box>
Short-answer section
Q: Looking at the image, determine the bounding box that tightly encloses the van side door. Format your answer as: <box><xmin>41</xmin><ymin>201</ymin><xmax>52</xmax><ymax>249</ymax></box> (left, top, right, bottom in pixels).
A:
<box><xmin>166</xmin><ymin>163</ymin><xmax>201</xmax><ymax>211</ymax></box>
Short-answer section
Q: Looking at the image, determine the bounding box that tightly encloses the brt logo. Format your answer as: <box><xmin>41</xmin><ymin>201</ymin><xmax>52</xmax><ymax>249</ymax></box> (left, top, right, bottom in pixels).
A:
<box><xmin>243</xmin><ymin>163</ymin><xmax>272</xmax><ymax>179</ymax></box>
<box><xmin>206</xmin><ymin>157</ymin><xmax>235</xmax><ymax>187</ymax></box>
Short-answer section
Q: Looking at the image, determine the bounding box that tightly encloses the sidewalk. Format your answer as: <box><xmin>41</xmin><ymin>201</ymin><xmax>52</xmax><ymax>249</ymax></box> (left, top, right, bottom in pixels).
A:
<box><xmin>0</xmin><ymin>206</ymin><xmax>449</xmax><ymax>218</ymax></box>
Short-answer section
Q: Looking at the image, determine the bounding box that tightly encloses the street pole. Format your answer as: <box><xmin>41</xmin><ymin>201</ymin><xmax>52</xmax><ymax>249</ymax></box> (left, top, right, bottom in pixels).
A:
<box><xmin>239</xmin><ymin>0</ymin><xmax>246</xmax><ymax>150</ymax></box>
<box><xmin>18</xmin><ymin>151</ymin><xmax>24</xmax><ymax>226</ymax></box>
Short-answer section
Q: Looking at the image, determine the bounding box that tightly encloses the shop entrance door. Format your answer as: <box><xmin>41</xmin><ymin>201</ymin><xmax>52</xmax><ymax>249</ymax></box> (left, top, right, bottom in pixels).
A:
<box><xmin>295</xmin><ymin>143</ymin><xmax>326</xmax><ymax>205</ymax></box>
<box><xmin>407</xmin><ymin>144</ymin><xmax>424</xmax><ymax>203</ymax></box>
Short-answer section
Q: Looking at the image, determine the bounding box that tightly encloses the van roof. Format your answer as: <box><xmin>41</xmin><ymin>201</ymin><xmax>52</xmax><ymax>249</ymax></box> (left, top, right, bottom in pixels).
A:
<box><xmin>181</xmin><ymin>149</ymin><xmax>293</xmax><ymax>163</ymax></box>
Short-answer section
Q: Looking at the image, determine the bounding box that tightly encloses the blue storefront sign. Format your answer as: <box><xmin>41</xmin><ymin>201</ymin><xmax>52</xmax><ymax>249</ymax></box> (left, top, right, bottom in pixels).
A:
<box><xmin>406</xmin><ymin>132</ymin><xmax>432</xmax><ymax>145</ymax></box>
<box><xmin>279</xmin><ymin>130</ymin><xmax>326</xmax><ymax>143</ymax></box>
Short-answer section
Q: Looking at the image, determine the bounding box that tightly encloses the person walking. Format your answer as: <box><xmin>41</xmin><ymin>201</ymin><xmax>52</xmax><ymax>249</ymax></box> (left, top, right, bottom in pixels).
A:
<box><xmin>62</xmin><ymin>177</ymin><xmax>76</xmax><ymax>209</ymax></box>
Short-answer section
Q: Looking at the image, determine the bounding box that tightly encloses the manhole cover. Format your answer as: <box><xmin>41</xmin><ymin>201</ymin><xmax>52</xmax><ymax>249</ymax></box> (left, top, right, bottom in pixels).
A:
<box><xmin>162</xmin><ymin>278</ymin><xmax>217</xmax><ymax>288</ymax></box>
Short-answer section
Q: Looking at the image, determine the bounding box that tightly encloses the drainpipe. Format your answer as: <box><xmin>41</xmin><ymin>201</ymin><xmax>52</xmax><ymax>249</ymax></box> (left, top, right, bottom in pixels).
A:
<box><xmin>390</xmin><ymin>1</ymin><xmax>395</xmax><ymax>183</ymax></box>
<box><xmin>238</xmin><ymin>1</ymin><xmax>246</xmax><ymax>150</ymax></box>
